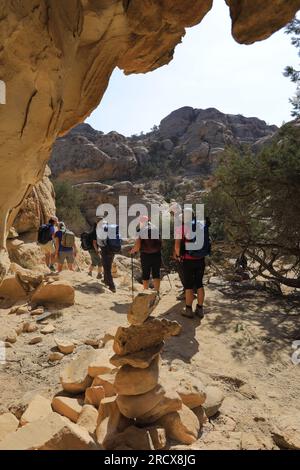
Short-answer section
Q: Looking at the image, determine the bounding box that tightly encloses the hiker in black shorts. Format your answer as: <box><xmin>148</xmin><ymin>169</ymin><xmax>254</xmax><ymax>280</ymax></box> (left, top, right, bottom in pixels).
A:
<box><xmin>88</xmin><ymin>222</ymin><xmax>103</xmax><ymax>279</ymax></box>
<box><xmin>130</xmin><ymin>216</ymin><xmax>162</xmax><ymax>293</ymax></box>
<box><xmin>174</xmin><ymin>208</ymin><xmax>211</xmax><ymax>319</ymax></box>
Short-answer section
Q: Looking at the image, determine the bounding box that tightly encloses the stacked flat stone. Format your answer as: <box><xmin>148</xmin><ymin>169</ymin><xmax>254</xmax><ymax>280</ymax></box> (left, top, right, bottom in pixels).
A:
<box><xmin>0</xmin><ymin>292</ymin><xmax>225</xmax><ymax>450</ymax></box>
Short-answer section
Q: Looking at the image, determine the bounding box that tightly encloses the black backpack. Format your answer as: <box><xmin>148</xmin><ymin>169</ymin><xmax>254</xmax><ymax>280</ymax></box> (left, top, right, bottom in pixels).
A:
<box><xmin>80</xmin><ymin>231</ymin><xmax>94</xmax><ymax>251</ymax></box>
<box><xmin>180</xmin><ymin>219</ymin><xmax>211</xmax><ymax>258</ymax></box>
<box><xmin>38</xmin><ymin>224</ymin><xmax>53</xmax><ymax>245</ymax></box>
<box><xmin>103</xmin><ymin>224</ymin><xmax>122</xmax><ymax>254</ymax></box>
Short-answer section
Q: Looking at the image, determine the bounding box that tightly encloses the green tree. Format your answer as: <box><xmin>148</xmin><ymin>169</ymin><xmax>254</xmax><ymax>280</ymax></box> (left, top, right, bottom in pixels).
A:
<box><xmin>53</xmin><ymin>180</ymin><xmax>87</xmax><ymax>234</ymax></box>
<box><xmin>284</xmin><ymin>18</ymin><xmax>300</xmax><ymax>117</ymax></box>
<box><xmin>205</xmin><ymin>125</ymin><xmax>300</xmax><ymax>288</ymax></box>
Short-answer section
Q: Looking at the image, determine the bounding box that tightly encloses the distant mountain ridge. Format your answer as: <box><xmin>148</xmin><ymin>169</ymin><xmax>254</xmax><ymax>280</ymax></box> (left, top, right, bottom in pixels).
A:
<box><xmin>50</xmin><ymin>106</ymin><xmax>277</xmax><ymax>184</ymax></box>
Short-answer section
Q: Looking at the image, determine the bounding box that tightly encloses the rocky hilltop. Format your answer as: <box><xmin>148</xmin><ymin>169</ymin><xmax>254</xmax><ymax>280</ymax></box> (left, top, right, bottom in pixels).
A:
<box><xmin>50</xmin><ymin>107</ymin><xmax>277</xmax><ymax>183</ymax></box>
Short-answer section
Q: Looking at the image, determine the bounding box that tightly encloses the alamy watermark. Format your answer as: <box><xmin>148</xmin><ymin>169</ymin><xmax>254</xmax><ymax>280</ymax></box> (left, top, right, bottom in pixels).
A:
<box><xmin>0</xmin><ymin>341</ymin><xmax>6</xmax><ymax>365</ymax></box>
<box><xmin>95</xmin><ymin>199</ymin><xmax>206</xmax><ymax>250</ymax></box>
<box><xmin>0</xmin><ymin>80</ymin><xmax>6</xmax><ymax>104</ymax></box>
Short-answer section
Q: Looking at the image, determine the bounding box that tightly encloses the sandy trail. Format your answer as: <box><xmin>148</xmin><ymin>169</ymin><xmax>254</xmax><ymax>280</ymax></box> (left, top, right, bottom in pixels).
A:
<box><xmin>1</xmin><ymin>269</ymin><xmax>299</xmax><ymax>449</ymax></box>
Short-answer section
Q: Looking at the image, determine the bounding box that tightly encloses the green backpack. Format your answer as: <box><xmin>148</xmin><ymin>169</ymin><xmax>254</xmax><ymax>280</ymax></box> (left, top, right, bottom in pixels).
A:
<box><xmin>61</xmin><ymin>230</ymin><xmax>75</xmax><ymax>249</ymax></box>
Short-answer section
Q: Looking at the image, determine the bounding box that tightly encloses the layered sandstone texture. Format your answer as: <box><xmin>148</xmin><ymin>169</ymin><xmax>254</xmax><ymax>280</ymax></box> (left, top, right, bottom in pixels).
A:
<box><xmin>1</xmin><ymin>0</ymin><xmax>299</xmax><ymax>282</ymax></box>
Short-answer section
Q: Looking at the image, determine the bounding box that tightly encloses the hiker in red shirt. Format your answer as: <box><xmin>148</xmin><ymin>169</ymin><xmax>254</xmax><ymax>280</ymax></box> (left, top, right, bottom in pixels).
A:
<box><xmin>175</xmin><ymin>208</ymin><xmax>210</xmax><ymax>319</ymax></box>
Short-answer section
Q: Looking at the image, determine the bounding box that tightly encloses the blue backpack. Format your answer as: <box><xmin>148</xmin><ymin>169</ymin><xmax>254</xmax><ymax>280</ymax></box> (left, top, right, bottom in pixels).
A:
<box><xmin>104</xmin><ymin>224</ymin><xmax>122</xmax><ymax>254</ymax></box>
<box><xmin>183</xmin><ymin>220</ymin><xmax>211</xmax><ymax>258</ymax></box>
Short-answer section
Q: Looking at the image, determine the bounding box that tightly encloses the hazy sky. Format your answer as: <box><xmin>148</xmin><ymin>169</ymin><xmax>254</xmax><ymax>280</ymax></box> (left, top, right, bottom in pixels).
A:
<box><xmin>86</xmin><ymin>0</ymin><xmax>299</xmax><ymax>136</ymax></box>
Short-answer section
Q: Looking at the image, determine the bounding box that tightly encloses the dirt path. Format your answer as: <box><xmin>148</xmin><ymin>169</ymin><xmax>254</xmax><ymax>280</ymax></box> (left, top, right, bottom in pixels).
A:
<box><xmin>1</xmin><ymin>268</ymin><xmax>299</xmax><ymax>449</ymax></box>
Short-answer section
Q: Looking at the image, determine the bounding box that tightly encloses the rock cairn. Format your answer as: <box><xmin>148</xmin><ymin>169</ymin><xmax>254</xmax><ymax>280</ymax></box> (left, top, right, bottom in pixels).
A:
<box><xmin>0</xmin><ymin>291</ymin><xmax>225</xmax><ymax>450</ymax></box>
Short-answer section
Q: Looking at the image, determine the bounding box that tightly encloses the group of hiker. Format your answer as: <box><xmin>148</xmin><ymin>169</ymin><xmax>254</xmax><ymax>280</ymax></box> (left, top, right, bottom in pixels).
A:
<box><xmin>38</xmin><ymin>215</ymin><xmax>118</xmax><ymax>293</ymax></box>
<box><xmin>38</xmin><ymin>217</ymin><xmax>77</xmax><ymax>273</ymax></box>
<box><xmin>38</xmin><ymin>206</ymin><xmax>211</xmax><ymax>320</ymax></box>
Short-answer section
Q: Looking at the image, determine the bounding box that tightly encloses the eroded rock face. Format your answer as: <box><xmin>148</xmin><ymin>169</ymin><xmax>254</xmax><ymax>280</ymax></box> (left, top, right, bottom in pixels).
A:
<box><xmin>226</xmin><ymin>0</ymin><xmax>300</xmax><ymax>44</ymax></box>
<box><xmin>0</xmin><ymin>0</ymin><xmax>298</xmax><ymax>282</ymax></box>
<box><xmin>13</xmin><ymin>166</ymin><xmax>56</xmax><ymax>237</ymax></box>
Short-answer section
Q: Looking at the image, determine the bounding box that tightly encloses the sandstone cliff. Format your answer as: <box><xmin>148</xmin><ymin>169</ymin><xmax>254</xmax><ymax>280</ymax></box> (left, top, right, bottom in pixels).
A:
<box><xmin>50</xmin><ymin>107</ymin><xmax>277</xmax><ymax>182</ymax></box>
<box><xmin>1</xmin><ymin>0</ymin><xmax>299</xmax><ymax>281</ymax></box>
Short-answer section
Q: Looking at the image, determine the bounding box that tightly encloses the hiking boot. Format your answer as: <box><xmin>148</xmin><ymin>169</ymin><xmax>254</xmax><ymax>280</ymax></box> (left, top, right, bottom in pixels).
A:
<box><xmin>49</xmin><ymin>265</ymin><xmax>55</xmax><ymax>272</ymax></box>
<box><xmin>181</xmin><ymin>306</ymin><xmax>194</xmax><ymax>319</ymax></box>
<box><xmin>109</xmin><ymin>285</ymin><xmax>116</xmax><ymax>293</ymax></box>
<box><xmin>88</xmin><ymin>272</ymin><xmax>93</xmax><ymax>277</ymax></box>
<box><xmin>195</xmin><ymin>304</ymin><xmax>204</xmax><ymax>319</ymax></box>
<box><xmin>96</xmin><ymin>273</ymin><xmax>102</xmax><ymax>280</ymax></box>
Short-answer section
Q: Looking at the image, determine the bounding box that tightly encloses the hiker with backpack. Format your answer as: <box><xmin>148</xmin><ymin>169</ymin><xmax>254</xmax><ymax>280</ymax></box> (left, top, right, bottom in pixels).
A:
<box><xmin>130</xmin><ymin>215</ymin><xmax>162</xmax><ymax>293</ymax></box>
<box><xmin>38</xmin><ymin>216</ymin><xmax>58</xmax><ymax>271</ymax></box>
<box><xmin>174</xmin><ymin>208</ymin><xmax>211</xmax><ymax>319</ymax></box>
<box><xmin>81</xmin><ymin>222</ymin><xmax>103</xmax><ymax>279</ymax></box>
<box><xmin>96</xmin><ymin>216</ymin><xmax>122</xmax><ymax>293</ymax></box>
<box><xmin>54</xmin><ymin>221</ymin><xmax>77</xmax><ymax>272</ymax></box>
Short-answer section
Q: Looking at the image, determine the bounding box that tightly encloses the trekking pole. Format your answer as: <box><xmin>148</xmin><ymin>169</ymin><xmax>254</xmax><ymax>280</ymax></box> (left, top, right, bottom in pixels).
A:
<box><xmin>161</xmin><ymin>255</ymin><xmax>172</xmax><ymax>290</ymax></box>
<box><xmin>131</xmin><ymin>254</ymin><xmax>134</xmax><ymax>300</ymax></box>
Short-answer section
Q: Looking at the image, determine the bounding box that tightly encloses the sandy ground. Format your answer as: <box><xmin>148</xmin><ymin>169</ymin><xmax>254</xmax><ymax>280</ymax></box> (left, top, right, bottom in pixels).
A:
<box><xmin>0</xmin><ymin>266</ymin><xmax>300</xmax><ymax>449</ymax></box>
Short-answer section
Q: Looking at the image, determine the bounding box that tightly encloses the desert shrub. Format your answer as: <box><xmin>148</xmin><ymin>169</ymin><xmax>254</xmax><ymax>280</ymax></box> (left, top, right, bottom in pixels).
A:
<box><xmin>52</xmin><ymin>180</ymin><xmax>87</xmax><ymax>234</ymax></box>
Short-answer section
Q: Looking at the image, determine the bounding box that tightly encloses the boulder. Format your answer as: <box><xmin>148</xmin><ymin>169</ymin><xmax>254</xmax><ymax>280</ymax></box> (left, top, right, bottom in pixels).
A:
<box><xmin>41</xmin><ymin>324</ymin><xmax>55</xmax><ymax>334</ymax></box>
<box><xmin>23</xmin><ymin>322</ymin><xmax>38</xmax><ymax>333</ymax></box>
<box><xmin>114</xmin><ymin>356</ymin><xmax>159</xmax><ymax>396</ymax></box>
<box><xmin>54</xmin><ymin>337</ymin><xmax>75</xmax><ymax>355</ymax></box>
<box><xmin>30</xmin><ymin>307</ymin><xmax>45</xmax><ymax>316</ymax></box>
<box><xmin>0</xmin><ymin>413</ymin><xmax>98</xmax><ymax>450</ymax></box>
<box><xmin>0</xmin><ymin>413</ymin><xmax>19</xmax><ymax>442</ymax></box>
<box><xmin>110</xmin><ymin>342</ymin><xmax>163</xmax><ymax>369</ymax></box>
<box><xmin>77</xmin><ymin>405</ymin><xmax>98</xmax><ymax>434</ymax></box>
<box><xmin>136</xmin><ymin>389</ymin><xmax>182</xmax><ymax>424</ymax></box>
<box><xmin>92</xmin><ymin>373</ymin><xmax>116</xmax><ymax>397</ymax></box>
<box><xmin>96</xmin><ymin>397</ymin><xmax>132</xmax><ymax>449</ymax></box>
<box><xmin>60</xmin><ymin>350</ymin><xmax>96</xmax><ymax>394</ymax></box>
<box><xmin>202</xmin><ymin>386</ymin><xmax>224</xmax><ymax>418</ymax></box>
<box><xmin>0</xmin><ymin>275</ymin><xmax>27</xmax><ymax>306</ymax></box>
<box><xmin>84</xmin><ymin>386</ymin><xmax>105</xmax><ymax>407</ymax></box>
<box><xmin>127</xmin><ymin>291</ymin><xmax>159</xmax><ymax>325</ymax></box>
<box><xmin>15</xmin><ymin>305</ymin><xmax>30</xmax><ymax>315</ymax></box>
<box><xmin>116</xmin><ymin>385</ymin><xmax>166</xmax><ymax>419</ymax></box>
<box><xmin>157</xmin><ymin>405</ymin><xmax>200</xmax><ymax>445</ymax></box>
<box><xmin>14</xmin><ymin>325</ymin><xmax>23</xmax><ymax>335</ymax></box>
<box><xmin>272</xmin><ymin>413</ymin><xmax>300</xmax><ymax>450</ymax></box>
<box><xmin>29</xmin><ymin>336</ymin><xmax>43</xmax><ymax>345</ymax></box>
<box><xmin>174</xmin><ymin>376</ymin><xmax>206</xmax><ymax>409</ymax></box>
<box><xmin>31</xmin><ymin>281</ymin><xmax>75</xmax><ymax>306</ymax></box>
<box><xmin>238</xmin><ymin>383</ymin><xmax>257</xmax><ymax>399</ymax></box>
<box><xmin>88</xmin><ymin>348</ymin><xmax>114</xmax><ymax>377</ymax></box>
<box><xmin>20</xmin><ymin>395</ymin><xmax>53</xmax><ymax>426</ymax></box>
<box><xmin>52</xmin><ymin>396</ymin><xmax>83</xmax><ymax>423</ymax></box>
<box><xmin>5</xmin><ymin>331</ymin><xmax>17</xmax><ymax>344</ymax></box>
<box><xmin>49</xmin><ymin>352</ymin><xmax>64</xmax><ymax>362</ymax></box>
<box><xmin>8</xmin><ymin>242</ymin><xmax>44</xmax><ymax>270</ymax></box>
<box><xmin>113</xmin><ymin>319</ymin><xmax>181</xmax><ymax>356</ymax></box>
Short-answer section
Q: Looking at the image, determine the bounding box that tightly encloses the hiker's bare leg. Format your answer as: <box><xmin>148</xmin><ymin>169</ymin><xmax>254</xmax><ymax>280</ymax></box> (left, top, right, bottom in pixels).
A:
<box><xmin>88</xmin><ymin>265</ymin><xmax>93</xmax><ymax>273</ymax></box>
<box><xmin>45</xmin><ymin>253</ymin><xmax>50</xmax><ymax>267</ymax></box>
<box><xmin>197</xmin><ymin>287</ymin><xmax>205</xmax><ymax>306</ymax></box>
<box><xmin>57</xmin><ymin>263</ymin><xmax>63</xmax><ymax>273</ymax></box>
<box><xmin>153</xmin><ymin>278</ymin><xmax>160</xmax><ymax>292</ymax></box>
<box><xmin>185</xmin><ymin>289</ymin><xmax>194</xmax><ymax>307</ymax></box>
<box><xmin>67</xmin><ymin>263</ymin><xmax>74</xmax><ymax>271</ymax></box>
<box><xmin>143</xmin><ymin>280</ymin><xmax>149</xmax><ymax>289</ymax></box>
<box><xmin>50</xmin><ymin>253</ymin><xmax>56</xmax><ymax>266</ymax></box>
